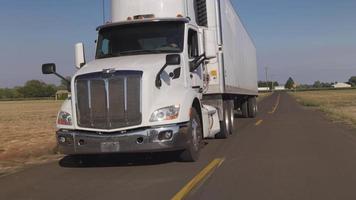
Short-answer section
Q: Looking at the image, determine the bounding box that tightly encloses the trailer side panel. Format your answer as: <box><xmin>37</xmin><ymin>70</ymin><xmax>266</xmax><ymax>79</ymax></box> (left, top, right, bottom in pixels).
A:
<box><xmin>206</xmin><ymin>0</ymin><xmax>257</xmax><ymax>96</ymax></box>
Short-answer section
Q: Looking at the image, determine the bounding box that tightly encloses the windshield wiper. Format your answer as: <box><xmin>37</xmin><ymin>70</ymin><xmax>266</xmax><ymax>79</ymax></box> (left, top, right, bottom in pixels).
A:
<box><xmin>97</xmin><ymin>52</ymin><xmax>121</xmax><ymax>59</ymax></box>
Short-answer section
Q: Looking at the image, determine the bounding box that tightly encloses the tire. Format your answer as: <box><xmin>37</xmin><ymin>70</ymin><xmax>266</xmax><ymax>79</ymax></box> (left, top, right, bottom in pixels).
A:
<box><xmin>248</xmin><ymin>97</ymin><xmax>258</xmax><ymax>118</ymax></box>
<box><xmin>241</xmin><ymin>99</ymin><xmax>249</xmax><ymax>118</ymax></box>
<box><xmin>62</xmin><ymin>155</ymin><xmax>88</xmax><ymax>167</ymax></box>
<box><xmin>179</xmin><ymin>108</ymin><xmax>203</xmax><ymax>162</ymax></box>
<box><xmin>216</xmin><ymin>100</ymin><xmax>232</xmax><ymax>139</ymax></box>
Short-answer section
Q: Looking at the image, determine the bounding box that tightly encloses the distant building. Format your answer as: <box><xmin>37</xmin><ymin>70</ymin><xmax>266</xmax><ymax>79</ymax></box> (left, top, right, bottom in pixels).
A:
<box><xmin>274</xmin><ymin>86</ymin><xmax>286</xmax><ymax>91</ymax></box>
<box><xmin>258</xmin><ymin>87</ymin><xmax>270</xmax><ymax>92</ymax></box>
<box><xmin>332</xmin><ymin>82</ymin><xmax>351</xmax><ymax>88</ymax></box>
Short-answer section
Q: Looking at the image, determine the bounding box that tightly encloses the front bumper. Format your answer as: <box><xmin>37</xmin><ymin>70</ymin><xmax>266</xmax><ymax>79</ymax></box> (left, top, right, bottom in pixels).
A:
<box><xmin>56</xmin><ymin>123</ymin><xmax>190</xmax><ymax>155</ymax></box>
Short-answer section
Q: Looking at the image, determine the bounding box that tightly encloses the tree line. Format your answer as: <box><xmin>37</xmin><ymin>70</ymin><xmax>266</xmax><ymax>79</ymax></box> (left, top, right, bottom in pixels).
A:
<box><xmin>259</xmin><ymin>76</ymin><xmax>356</xmax><ymax>90</ymax></box>
<box><xmin>298</xmin><ymin>76</ymin><xmax>356</xmax><ymax>89</ymax></box>
<box><xmin>0</xmin><ymin>79</ymin><xmax>69</xmax><ymax>99</ymax></box>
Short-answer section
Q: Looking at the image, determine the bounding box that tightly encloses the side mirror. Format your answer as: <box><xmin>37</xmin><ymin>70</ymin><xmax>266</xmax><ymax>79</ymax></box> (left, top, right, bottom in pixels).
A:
<box><xmin>204</xmin><ymin>30</ymin><xmax>217</xmax><ymax>59</ymax></box>
<box><xmin>41</xmin><ymin>63</ymin><xmax>71</xmax><ymax>91</ymax></box>
<box><xmin>42</xmin><ymin>63</ymin><xmax>56</xmax><ymax>74</ymax></box>
<box><xmin>166</xmin><ymin>54</ymin><xmax>181</xmax><ymax>65</ymax></box>
<box><xmin>155</xmin><ymin>54</ymin><xmax>181</xmax><ymax>88</ymax></box>
<box><xmin>75</xmin><ymin>43</ymin><xmax>86</xmax><ymax>69</ymax></box>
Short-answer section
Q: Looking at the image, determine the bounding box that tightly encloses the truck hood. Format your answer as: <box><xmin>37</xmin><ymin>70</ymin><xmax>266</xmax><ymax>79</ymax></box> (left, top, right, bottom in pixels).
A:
<box><xmin>75</xmin><ymin>54</ymin><xmax>169</xmax><ymax>76</ymax></box>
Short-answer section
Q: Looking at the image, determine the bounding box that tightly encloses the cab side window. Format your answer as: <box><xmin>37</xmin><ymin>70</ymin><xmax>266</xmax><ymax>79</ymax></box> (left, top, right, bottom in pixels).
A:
<box><xmin>188</xmin><ymin>29</ymin><xmax>199</xmax><ymax>59</ymax></box>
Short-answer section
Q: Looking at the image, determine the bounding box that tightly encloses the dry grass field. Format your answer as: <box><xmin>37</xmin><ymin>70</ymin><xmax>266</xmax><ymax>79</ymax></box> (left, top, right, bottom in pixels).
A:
<box><xmin>0</xmin><ymin>100</ymin><xmax>63</xmax><ymax>176</ymax></box>
<box><xmin>291</xmin><ymin>90</ymin><xmax>356</xmax><ymax>126</ymax></box>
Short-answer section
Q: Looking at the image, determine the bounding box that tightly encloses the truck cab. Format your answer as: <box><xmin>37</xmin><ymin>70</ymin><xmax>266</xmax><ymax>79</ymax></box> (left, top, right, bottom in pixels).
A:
<box><xmin>42</xmin><ymin>0</ymin><xmax>258</xmax><ymax>162</ymax></box>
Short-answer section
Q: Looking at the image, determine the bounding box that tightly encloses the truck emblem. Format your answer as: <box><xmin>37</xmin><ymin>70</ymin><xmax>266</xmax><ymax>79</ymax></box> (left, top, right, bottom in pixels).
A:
<box><xmin>102</xmin><ymin>68</ymin><xmax>116</xmax><ymax>74</ymax></box>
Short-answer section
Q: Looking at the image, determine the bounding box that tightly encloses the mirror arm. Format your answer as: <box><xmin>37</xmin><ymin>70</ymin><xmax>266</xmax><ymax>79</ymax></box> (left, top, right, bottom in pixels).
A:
<box><xmin>195</xmin><ymin>56</ymin><xmax>206</xmax><ymax>67</ymax></box>
<box><xmin>54</xmin><ymin>73</ymin><xmax>69</xmax><ymax>84</ymax></box>
<box><xmin>54</xmin><ymin>72</ymin><xmax>71</xmax><ymax>91</ymax></box>
<box><xmin>190</xmin><ymin>54</ymin><xmax>206</xmax><ymax>72</ymax></box>
<box><xmin>155</xmin><ymin>64</ymin><xmax>168</xmax><ymax>88</ymax></box>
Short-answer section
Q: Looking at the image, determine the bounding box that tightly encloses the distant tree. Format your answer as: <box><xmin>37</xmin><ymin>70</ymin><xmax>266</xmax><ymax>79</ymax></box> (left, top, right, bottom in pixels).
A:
<box><xmin>349</xmin><ymin>76</ymin><xmax>356</xmax><ymax>86</ymax></box>
<box><xmin>272</xmin><ymin>81</ymin><xmax>279</xmax><ymax>87</ymax></box>
<box><xmin>258</xmin><ymin>81</ymin><xmax>279</xmax><ymax>89</ymax></box>
<box><xmin>13</xmin><ymin>87</ymin><xmax>24</xmax><ymax>98</ymax></box>
<box><xmin>313</xmin><ymin>81</ymin><xmax>333</xmax><ymax>88</ymax></box>
<box><xmin>0</xmin><ymin>88</ymin><xmax>23</xmax><ymax>99</ymax></box>
<box><xmin>258</xmin><ymin>81</ymin><xmax>268</xmax><ymax>88</ymax></box>
<box><xmin>313</xmin><ymin>81</ymin><xmax>322</xmax><ymax>88</ymax></box>
<box><xmin>297</xmin><ymin>84</ymin><xmax>313</xmax><ymax>89</ymax></box>
<box><xmin>17</xmin><ymin>80</ymin><xmax>57</xmax><ymax>98</ymax></box>
<box><xmin>285</xmin><ymin>77</ymin><xmax>295</xmax><ymax>89</ymax></box>
<box><xmin>321</xmin><ymin>82</ymin><xmax>333</xmax><ymax>88</ymax></box>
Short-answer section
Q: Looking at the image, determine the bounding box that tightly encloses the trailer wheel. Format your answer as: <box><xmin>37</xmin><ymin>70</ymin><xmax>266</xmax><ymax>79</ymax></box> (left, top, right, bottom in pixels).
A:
<box><xmin>216</xmin><ymin>100</ymin><xmax>232</xmax><ymax>139</ymax></box>
<box><xmin>241</xmin><ymin>99</ymin><xmax>249</xmax><ymax>118</ymax></box>
<box><xmin>228</xmin><ymin>100</ymin><xmax>236</xmax><ymax>135</ymax></box>
<box><xmin>179</xmin><ymin>108</ymin><xmax>202</xmax><ymax>162</ymax></box>
<box><xmin>248</xmin><ymin>97</ymin><xmax>258</xmax><ymax>118</ymax></box>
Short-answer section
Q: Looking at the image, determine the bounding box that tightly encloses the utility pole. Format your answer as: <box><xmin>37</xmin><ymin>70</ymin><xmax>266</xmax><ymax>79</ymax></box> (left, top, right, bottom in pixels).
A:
<box><xmin>265</xmin><ymin>67</ymin><xmax>269</xmax><ymax>91</ymax></box>
<box><xmin>102</xmin><ymin>0</ymin><xmax>106</xmax><ymax>24</ymax></box>
<box><xmin>265</xmin><ymin>67</ymin><xmax>268</xmax><ymax>83</ymax></box>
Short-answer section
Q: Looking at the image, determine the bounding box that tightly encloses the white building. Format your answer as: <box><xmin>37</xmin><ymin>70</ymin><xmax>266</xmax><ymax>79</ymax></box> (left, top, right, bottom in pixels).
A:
<box><xmin>258</xmin><ymin>87</ymin><xmax>270</xmax><ymax>92</ymax></box>
<box><xmin>332</xmin><ymin>82</ymin><xmax>351</xmax><ymax>88</ymax></box>
<box><xmin>274</xmin><ymin>86</ymin><xmax>286</xmax><ymax>91</ymax></box>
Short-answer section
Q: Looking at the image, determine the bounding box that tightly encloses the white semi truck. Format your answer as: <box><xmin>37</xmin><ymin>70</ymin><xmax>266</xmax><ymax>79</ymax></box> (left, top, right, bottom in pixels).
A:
<box><xmin>42</xmin><ymin>0</ymin><xmax>257</xmax><ymax>162</ymax></box>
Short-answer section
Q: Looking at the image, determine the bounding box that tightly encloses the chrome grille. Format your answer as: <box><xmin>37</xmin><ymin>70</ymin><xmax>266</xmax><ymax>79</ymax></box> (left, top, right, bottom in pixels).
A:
<box><xmin>75</xmin><ymin>71</ymin><xmax>142</xmax><ymax>129</ymax></box>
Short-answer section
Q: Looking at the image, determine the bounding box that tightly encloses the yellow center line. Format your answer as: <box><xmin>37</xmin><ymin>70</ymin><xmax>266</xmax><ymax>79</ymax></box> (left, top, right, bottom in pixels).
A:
<box><xmin>171</xmin><ymin>158</ymin><xmax>225</xmax><ymax>200</ymax></box>
<box><xmin>269</xmin><ymin>94</ymin><xmax>281</xmax><ymax>114</ymax></box>
<box><xmin>255</xmin><ymin>119</ymin><xmax>263</xmax><ymax>126</ymax></box>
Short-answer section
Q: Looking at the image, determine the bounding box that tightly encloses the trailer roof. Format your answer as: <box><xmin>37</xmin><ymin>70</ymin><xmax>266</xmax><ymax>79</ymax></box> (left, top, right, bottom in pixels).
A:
<box><xmin>96</xmin><ymin>18</ymin><xmax>190</xmax><ymax>31</ymax></box>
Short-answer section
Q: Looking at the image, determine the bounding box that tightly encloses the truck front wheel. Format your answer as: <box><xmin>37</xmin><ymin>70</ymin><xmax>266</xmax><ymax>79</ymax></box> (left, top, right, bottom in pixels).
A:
<box><xmin>179</xmin><ymin>108</ymin><xmax>203</xmax><ymax>162</ymax></box>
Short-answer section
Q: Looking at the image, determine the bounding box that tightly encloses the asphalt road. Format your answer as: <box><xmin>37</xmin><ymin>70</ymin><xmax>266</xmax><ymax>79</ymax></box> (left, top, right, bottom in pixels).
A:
<box><xmin>2</xmin><ymin>92</ymin><xmax>356</xmax><ymax>200</ymax></box>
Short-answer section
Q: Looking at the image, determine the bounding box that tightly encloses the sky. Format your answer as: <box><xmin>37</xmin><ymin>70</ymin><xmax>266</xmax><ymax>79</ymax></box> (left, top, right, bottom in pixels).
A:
<box><xmin>0</xmin><ymin>0</ymin><xmax>355</xmax><ymax>87</ymax></box>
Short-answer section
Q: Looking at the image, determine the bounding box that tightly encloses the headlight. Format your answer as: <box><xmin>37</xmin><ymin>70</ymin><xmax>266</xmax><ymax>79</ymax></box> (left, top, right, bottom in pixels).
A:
<box><xmin>150</xmin><ymin>105</ymin><xmax>180</xmax><ymax>122</ymax></box>
<box><xmin>57</xmin><ymin>111</ymin><xmax>72</xmax><ymax>126</ymax></box>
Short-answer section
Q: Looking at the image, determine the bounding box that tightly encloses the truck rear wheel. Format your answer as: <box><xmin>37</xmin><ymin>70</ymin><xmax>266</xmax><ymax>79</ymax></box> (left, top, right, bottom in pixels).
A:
<box><xmin>241</xmin><ymin>99</ymin><xmax>249</xmax><ymax>118</ymax></box>
<box><xmin>248</xmin><ymin>97</ymin><xmax>258</xmax><ymax>118</ymax></box>
<box><xmin>179</xmin><ymin>108</ymin><xmax>203</xmax><ymax>162</ymax></box>
<box><xmin>228</xmin><ymin>100</ymin><xmax>236</xmax><ymax>135</ymax></box>
<box><xmin>216</xmin><ymin>100</ymin><xmax>232</xmax><ymax>139</ymax></box>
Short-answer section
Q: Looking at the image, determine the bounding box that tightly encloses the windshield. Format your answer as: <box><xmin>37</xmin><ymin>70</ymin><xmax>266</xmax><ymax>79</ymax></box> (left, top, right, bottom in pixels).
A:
<box><xmin>96</xmin><ymin>21</ymin><xmax>185</xmax><ymax>59</ymax></box>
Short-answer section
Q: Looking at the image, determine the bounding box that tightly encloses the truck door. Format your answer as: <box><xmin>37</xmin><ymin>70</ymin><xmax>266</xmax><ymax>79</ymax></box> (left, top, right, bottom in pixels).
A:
<box><xmin>187</xmin><ymin>28</ymin><xmax>203</xmax><ymax>90</ymax></box>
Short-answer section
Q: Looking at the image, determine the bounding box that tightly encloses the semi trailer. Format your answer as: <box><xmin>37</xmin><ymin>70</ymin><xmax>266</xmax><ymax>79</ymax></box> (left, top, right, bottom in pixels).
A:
<box><xmin>42</xmin><ymin>0</ymin><xmax>258</xmax><ymax>162</ymax></box>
